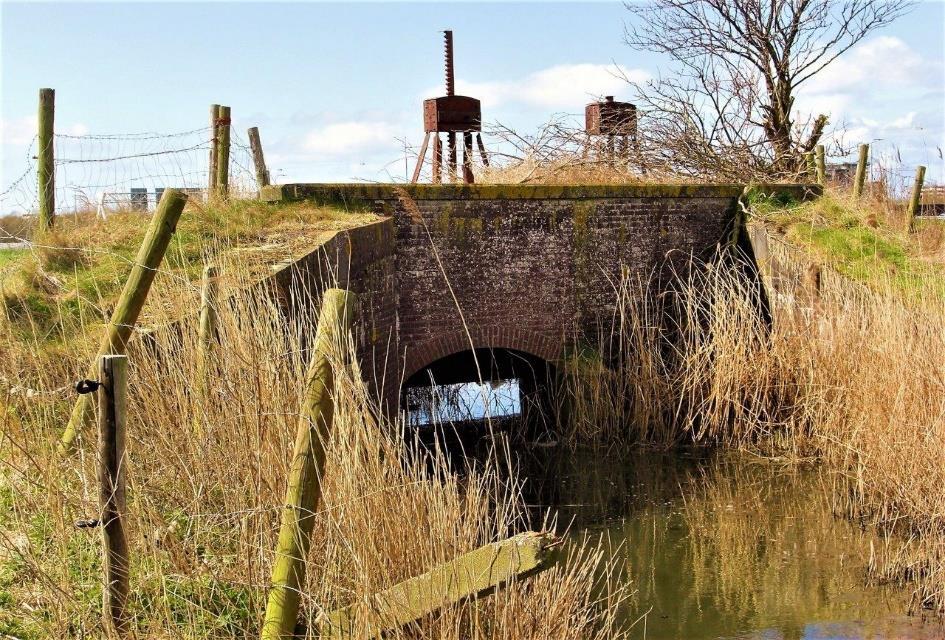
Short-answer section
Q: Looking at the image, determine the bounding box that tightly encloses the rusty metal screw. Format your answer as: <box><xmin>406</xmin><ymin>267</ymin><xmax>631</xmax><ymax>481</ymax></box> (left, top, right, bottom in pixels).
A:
<box><xmin>444</xmin><ymin>30</ymin><xmax>455</xmax><ymax>97</ymax></box>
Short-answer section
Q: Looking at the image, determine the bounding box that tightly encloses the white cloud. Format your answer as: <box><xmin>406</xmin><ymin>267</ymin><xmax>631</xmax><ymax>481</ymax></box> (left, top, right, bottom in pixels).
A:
<box><xmin>794</xmin><ymin>35</ymin><xmax>943</xmax><ymax>180</ymax></box>
<box><xmin>425</xmin><ymin>63</ymin><xmax>650</xmax><ymax>109</ymax></box>
<box><xmin>64</xmin><ymin>123</ymin><xmax>89</xmax><ymax>136</ymax></box>
<box><xmin>0</xmin><ymin>116</ymin><xmax>38</xmax><ymax>146</ymax></box>
<box><xmin>796</xmin><ymin>36</ymin><xmax>932</xmax><ymax>121</ymax></box>
<box><xmin>801</xmin><ymin>36</ymin><xmax>924</xmax><ymax>96</ymax></box>
<box><xmin>1</xmin><ymin>117</ymin><xmax>89</xmax><ymax>145</ymax></box>
<box><xmin>887</xmin><ymin>112</ymin><xmax>918</xmax><ymax>130</ymax></box>
<box><xmin>302</xmin><ymin>121</ymin><xmax>399</xmax><ymax>156</ymax></box>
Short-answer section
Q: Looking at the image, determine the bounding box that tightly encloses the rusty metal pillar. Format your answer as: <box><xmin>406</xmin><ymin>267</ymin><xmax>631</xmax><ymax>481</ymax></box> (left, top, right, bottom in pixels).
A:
<box><xmin>444</xmin><ymin>31</ymin><xmax>454</xmax><ymax>97</ymax></box>
<box><xmin>432</xmin><ymin>135</ymin><xmax>442</xmax><ymax>184</ymax></box>
<box><xmin>433</xmin><ymin>133</ymin><xmax>443</xmax><ymax>184</ymax></box>
<box><xmin>463</xmin><ymin>132</ymin><xmax>474</xmax><ymax>184</ymax></box>
<box><xmin>476</xmin><ymin>133</ymin><xmax>489</xmax><ymax>167</ymax></box>
<box><xmin>448</xmin><ymin>132</ymin><xmax>458</xmax><ymax>182</ymax></box>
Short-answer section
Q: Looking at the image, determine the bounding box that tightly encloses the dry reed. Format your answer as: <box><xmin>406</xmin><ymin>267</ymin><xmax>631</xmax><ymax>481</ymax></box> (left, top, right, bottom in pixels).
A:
<box><xmin>558</xmin><ymin>231</ymin><xmax>945</xmax><ymax>614</ymax></box>
<box><xmin>0</xmin><ymin>255</ymin><xmax>629</xmax><ymax>638</ymax></box>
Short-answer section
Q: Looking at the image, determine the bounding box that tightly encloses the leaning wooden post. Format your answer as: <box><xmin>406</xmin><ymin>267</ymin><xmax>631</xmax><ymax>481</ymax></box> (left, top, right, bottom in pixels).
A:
<box><xmin>247</xmin><ymin>127</ymin><xmax>271</xmax><ymax>188</ymax></box>
<box><xmin>215</xmin><ymin>106</ymin><xmax>231</xmax><ymax>199</ymax></box>
<box><xmin>59</xmin><ymin>190</ymin><xmax>188</xmax><ymax>454</ymax></box>
<box><xmin>320</xmin><ymin>532</ymin><xmax>561</xmax><ymax>639</ymax></box>
<box><xmin>98</xmin><ymin>354</ymin><xmax>130</xmax><ymax>637</ymax></box>
<box><xmin>209</xmin><ymin>104</ymin><xmax>221</xmax><ymax>196</ymax></box>
<box><xmin>37</xmin><ymin>88</ymin><xmax>56</xmax><ymax>232</ymax></box>
<box><xmin>815</xmin><ymin>144</ymin><xmax>826</xmax><ymax>186</ymax></box>
<box><xmin>907</xmin><ymin>165</ymin><xmax>926</xmax><ymax>230</ymax></box>
<box><xmin>853</xmin><ymin>143</ymin><xmax>869</xmax><ymax>198</ymax></box>
<box><xmin>261</xmin><ymin>289</ymin><xmax>357</xmax><ymax>640</ymax></box>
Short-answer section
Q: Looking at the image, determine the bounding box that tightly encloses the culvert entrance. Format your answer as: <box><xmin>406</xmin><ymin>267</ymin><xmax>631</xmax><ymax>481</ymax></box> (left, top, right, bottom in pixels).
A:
<box><xmin>401</xmin><ymin>347</ymin><xmax>556</xmax><ymax>438</ymax></box>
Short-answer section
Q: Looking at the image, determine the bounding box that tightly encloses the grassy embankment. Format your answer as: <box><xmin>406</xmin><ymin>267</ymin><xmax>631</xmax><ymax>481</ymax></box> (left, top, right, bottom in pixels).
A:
<box><xmin>752</xmin><ymin>188</ymin><xmax>945</xmax><ymax>298</ymax></box>
<box><xmin>0</xmin><ymin>200</ymin><xmax>376</xmax><ymax>361</ymax></box>
<box><xmin>0</xmin><ymin>201</ymin><xmax>628</xmax><ymax>638</ymax></box>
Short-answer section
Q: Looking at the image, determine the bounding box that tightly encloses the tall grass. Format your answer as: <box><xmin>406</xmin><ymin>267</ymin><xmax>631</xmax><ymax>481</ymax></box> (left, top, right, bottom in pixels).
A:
<box><xmin>558</xmin><ymin>234</ymin><xmax>945</xmax><ymax>613</ymax></box>
<box><xmin>0</xmin><ymin>260</ymin><xmax>628</xmax><ymax>638</ymax></box>
<box><xmin>557</xmin><ymin>257</ymin><xmax>793</xmax><ymax>448</ymax></box>
<box><xmin>4</xmin><ymin>185</ymin><xmax>944</xmax><ymax>633</ymax></box>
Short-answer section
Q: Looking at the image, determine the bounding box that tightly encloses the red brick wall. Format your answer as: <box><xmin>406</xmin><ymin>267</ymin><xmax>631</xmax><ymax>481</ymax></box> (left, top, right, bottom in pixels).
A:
<box><xmin>391</xmin><ymin>192</ymin><xmax>739</xmax><ymax>384</ymax></box>
<box><xmin>262</xmin><ymin>183</ymin><xmax>819</xmax><ymax>411</ymax></box>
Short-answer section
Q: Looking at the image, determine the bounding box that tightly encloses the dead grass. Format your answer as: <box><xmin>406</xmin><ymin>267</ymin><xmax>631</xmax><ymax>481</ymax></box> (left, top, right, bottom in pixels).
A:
<box><xmin>477</xmin><ymin>153</ymin><xmax>693</xmax><ymax>185</ymax></box>
<box><xmin>0</xmin><ymin>213</ymin><xmax>34</xmax><ymax>242</ymax></box>
<box><xmin>0</xmin><ymin>257</ymin><xmax>629</xmax><ymax>638</ymax></box>
<box><xmin>558</xmin><ymin>218</ymin><xmax>945</xmax><ymax>613</ymax></box>
<box><xmin>4</xmin><ymin>178</ymin><xmax>945</xmax><ymax>633</ymax></box>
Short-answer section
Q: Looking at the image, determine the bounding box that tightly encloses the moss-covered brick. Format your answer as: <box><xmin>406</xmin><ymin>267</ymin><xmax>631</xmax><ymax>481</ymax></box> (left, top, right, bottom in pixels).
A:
<box><xmin>270</xmin><ymin>182</ymin><xmax>820</xmax><ymax>204</ymax></box>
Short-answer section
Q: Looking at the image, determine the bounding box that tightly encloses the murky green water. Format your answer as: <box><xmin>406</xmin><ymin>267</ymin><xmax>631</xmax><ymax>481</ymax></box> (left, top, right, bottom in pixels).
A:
<box><xmin>517</xmin><ymin>448</ymin><xmax>941</xmax><ymax>640</ymax></box>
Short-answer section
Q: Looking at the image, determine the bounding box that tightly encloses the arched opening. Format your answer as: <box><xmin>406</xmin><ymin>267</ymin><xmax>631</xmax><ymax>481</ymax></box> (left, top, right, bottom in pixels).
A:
<box><xmin>401</xmin><ymin>347</ymin><xmax>557</xmax><ymax>438</ymax></box>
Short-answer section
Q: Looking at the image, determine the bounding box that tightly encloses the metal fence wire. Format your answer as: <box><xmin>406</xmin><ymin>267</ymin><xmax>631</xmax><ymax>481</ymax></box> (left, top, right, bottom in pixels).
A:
<box><xmin>1</xmin><ymin>127</ymin><xmax>259</xmax><ymax>216</ymax></box>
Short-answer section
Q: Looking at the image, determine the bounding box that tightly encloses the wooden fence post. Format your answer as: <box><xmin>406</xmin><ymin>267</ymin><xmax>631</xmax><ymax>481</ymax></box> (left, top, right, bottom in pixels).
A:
<box><xmin>59</xmin><ymin>189</ymin><xmax>188</xmax><ymax>454</ymax></box>
<box><xmin>194</xmin><ymin>264</ymin><xmax>220</xmax><ymax>436</ymax></box>
<box><xmin>815</xmin><ymin>144</ymin><xmax>826</xmax><ymax>186</ymax></box>
<box><xmin>215</xmin><ymin>106</ymin><xmax>231</xmax><ymax>199</ymax></box>
<box><xmin>38</xmin><ymin>88</ymin><xmax>56</xmax><ymax>232</ymax></box>
<box><xmin>247</xmin><ymin>127</ymin><xmax>271</xmax><ymax>188</ymax></box>
<box><xmin>804</xmin><ymin>152</ymin><xmax>815</xmax><ymax>180</ymax></box>
<box><xmin>907</xmin><ymin>165</ymin><xmax>926</xmax><ymax>230</ymax></box>
<box><xmin>261</xmin><ymin>289</ymin><xmax>356</xmax><ymax>640</ymax></box>
<box><xmin>197</xmin><ymin>264</ymin><xmax>220</xmax><ymax>372</ymax></box>
<box><xmin>98</xmin><ymin>354</ymin><xmax>130</xmax><ymax>637</ymax></box>
<box><xmin>209</xmin><ymin>104</ymin><xmax>221</xmax><ymax>196</ymax></box>
<box><xmin>853</xmin><ymin>143</ymin><xmax>869</xmax><ymax>198</ymax></box>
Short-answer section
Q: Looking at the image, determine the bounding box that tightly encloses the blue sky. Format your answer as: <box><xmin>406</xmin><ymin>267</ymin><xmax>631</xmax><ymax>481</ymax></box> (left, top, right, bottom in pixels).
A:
<box><xmin>1</xmin><ymin>0</ymin><xmax>943</xmax><ymax>198</ymax></box>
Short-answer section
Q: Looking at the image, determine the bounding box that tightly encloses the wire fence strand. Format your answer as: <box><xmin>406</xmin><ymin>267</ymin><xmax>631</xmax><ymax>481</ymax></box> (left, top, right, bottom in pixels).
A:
<box><xmin>2</xmin><ymin>126</ymin><xmax>259</xmax><ymax>217</ymax></box>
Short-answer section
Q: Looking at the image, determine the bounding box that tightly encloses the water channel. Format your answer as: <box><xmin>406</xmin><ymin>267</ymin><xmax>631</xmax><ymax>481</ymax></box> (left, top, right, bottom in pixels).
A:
<box><xmin>406</xmin><ymin>380</ymin><xmax>942</xmax><ymax>640</ymax></box>
<box><xmin>523</xmin><ymin>447</ymin><xmax>939</xmax><ymax>640</ymax></box>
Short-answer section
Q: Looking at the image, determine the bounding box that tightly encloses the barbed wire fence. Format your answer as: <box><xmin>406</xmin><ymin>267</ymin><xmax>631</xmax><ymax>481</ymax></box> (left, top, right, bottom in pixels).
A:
<box><xmin>1</xmin><ymin>126</ymin><xmax>259</xmax><ymax>220</ymax></box>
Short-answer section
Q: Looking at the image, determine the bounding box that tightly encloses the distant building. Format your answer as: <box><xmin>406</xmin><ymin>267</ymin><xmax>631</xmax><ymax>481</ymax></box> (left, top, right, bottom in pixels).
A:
<box><xmin>130</xmin><ymin>188</ymin><xmax>148</xmax><ymax>211</ymax></box>
<box><xmin>826</xmin><ymin>162</ymin><xmax>858</xmax><ymax>185</ymax></box>
<box><xmin>920</xmin><ymin>185</ymin><xmax>945</xmax><ymax>216</ymax></box>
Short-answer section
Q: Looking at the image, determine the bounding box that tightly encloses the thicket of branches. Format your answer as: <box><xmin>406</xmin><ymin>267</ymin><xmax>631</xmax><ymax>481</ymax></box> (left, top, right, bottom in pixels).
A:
<box><xmin>622</xmin><ymin>0</ymin><xmax>913</xmax><ymax>180</ymax></box>
<box><xmin>481</xmin><ymin>1</ymin><xmax>913</xmax><ymax>183</ymax></box>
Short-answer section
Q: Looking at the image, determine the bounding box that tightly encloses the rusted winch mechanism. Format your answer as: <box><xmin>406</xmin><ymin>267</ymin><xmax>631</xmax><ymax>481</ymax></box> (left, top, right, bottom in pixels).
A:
<box><xmin>411</xmin><ymin>30</ymin><xmax>488</xmax><ymax>184</ymax></box>
<box><xmin>585</xmin><ymin>96</ymin><xmax>638</xmax><ymax>164</ymax></box>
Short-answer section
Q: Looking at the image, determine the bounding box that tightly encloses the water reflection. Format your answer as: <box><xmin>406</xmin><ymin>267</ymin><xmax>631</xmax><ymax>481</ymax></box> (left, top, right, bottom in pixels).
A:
<box><xmin>517</xmin><ymin>448</ymin><xmax>941</xmax><ymax>640</ymax></box>
<box><xmin>404</xmin><ymin>379</ymin><xmax>521</xmax><ymax>427</ymax></box>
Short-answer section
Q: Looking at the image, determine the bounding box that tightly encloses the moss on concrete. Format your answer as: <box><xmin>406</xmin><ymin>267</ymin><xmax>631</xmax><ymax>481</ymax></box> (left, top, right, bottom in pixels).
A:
<box><xmin>262</xmin><ymin>183</ymin><xmax>821</xmax><ymax>204</ymax></box>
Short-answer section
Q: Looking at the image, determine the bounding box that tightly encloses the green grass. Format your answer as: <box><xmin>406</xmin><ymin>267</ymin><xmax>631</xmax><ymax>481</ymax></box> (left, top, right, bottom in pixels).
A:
<box><xmin>0</xmin><ymin>199</ymin><xmax>374</xmax><ymax>353</ymax></box>
<box><xmin>753</xmin><ymin>191</ymin><xmax>945</xmax><ymax>298</ymax></box>
<box><xmin>0</xmin><ymin>249</ymin><xmax>18</xmax><ymax>270</ymax></box>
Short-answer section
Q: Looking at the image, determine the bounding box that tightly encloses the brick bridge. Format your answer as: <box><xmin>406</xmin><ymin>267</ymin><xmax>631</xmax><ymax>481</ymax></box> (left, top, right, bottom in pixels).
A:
<box><xmin>261</xmin><ymin>183</ymin><xmax>813</xmax><ymax>415</ymax></box>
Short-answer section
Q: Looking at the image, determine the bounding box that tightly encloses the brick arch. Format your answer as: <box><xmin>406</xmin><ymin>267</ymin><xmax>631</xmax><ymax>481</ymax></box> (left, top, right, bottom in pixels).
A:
<box><xmin>402</xmin><ymin>326</ymin><xmax>563</xmax><ymax>384</ymax></box>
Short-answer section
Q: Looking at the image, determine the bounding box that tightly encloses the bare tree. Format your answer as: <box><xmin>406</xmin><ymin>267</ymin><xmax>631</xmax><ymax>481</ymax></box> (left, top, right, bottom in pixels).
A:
<box><xmin>624</xmin><ymin>0</ymin><xmax>913</xmax><ymax>178</ymax></box>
